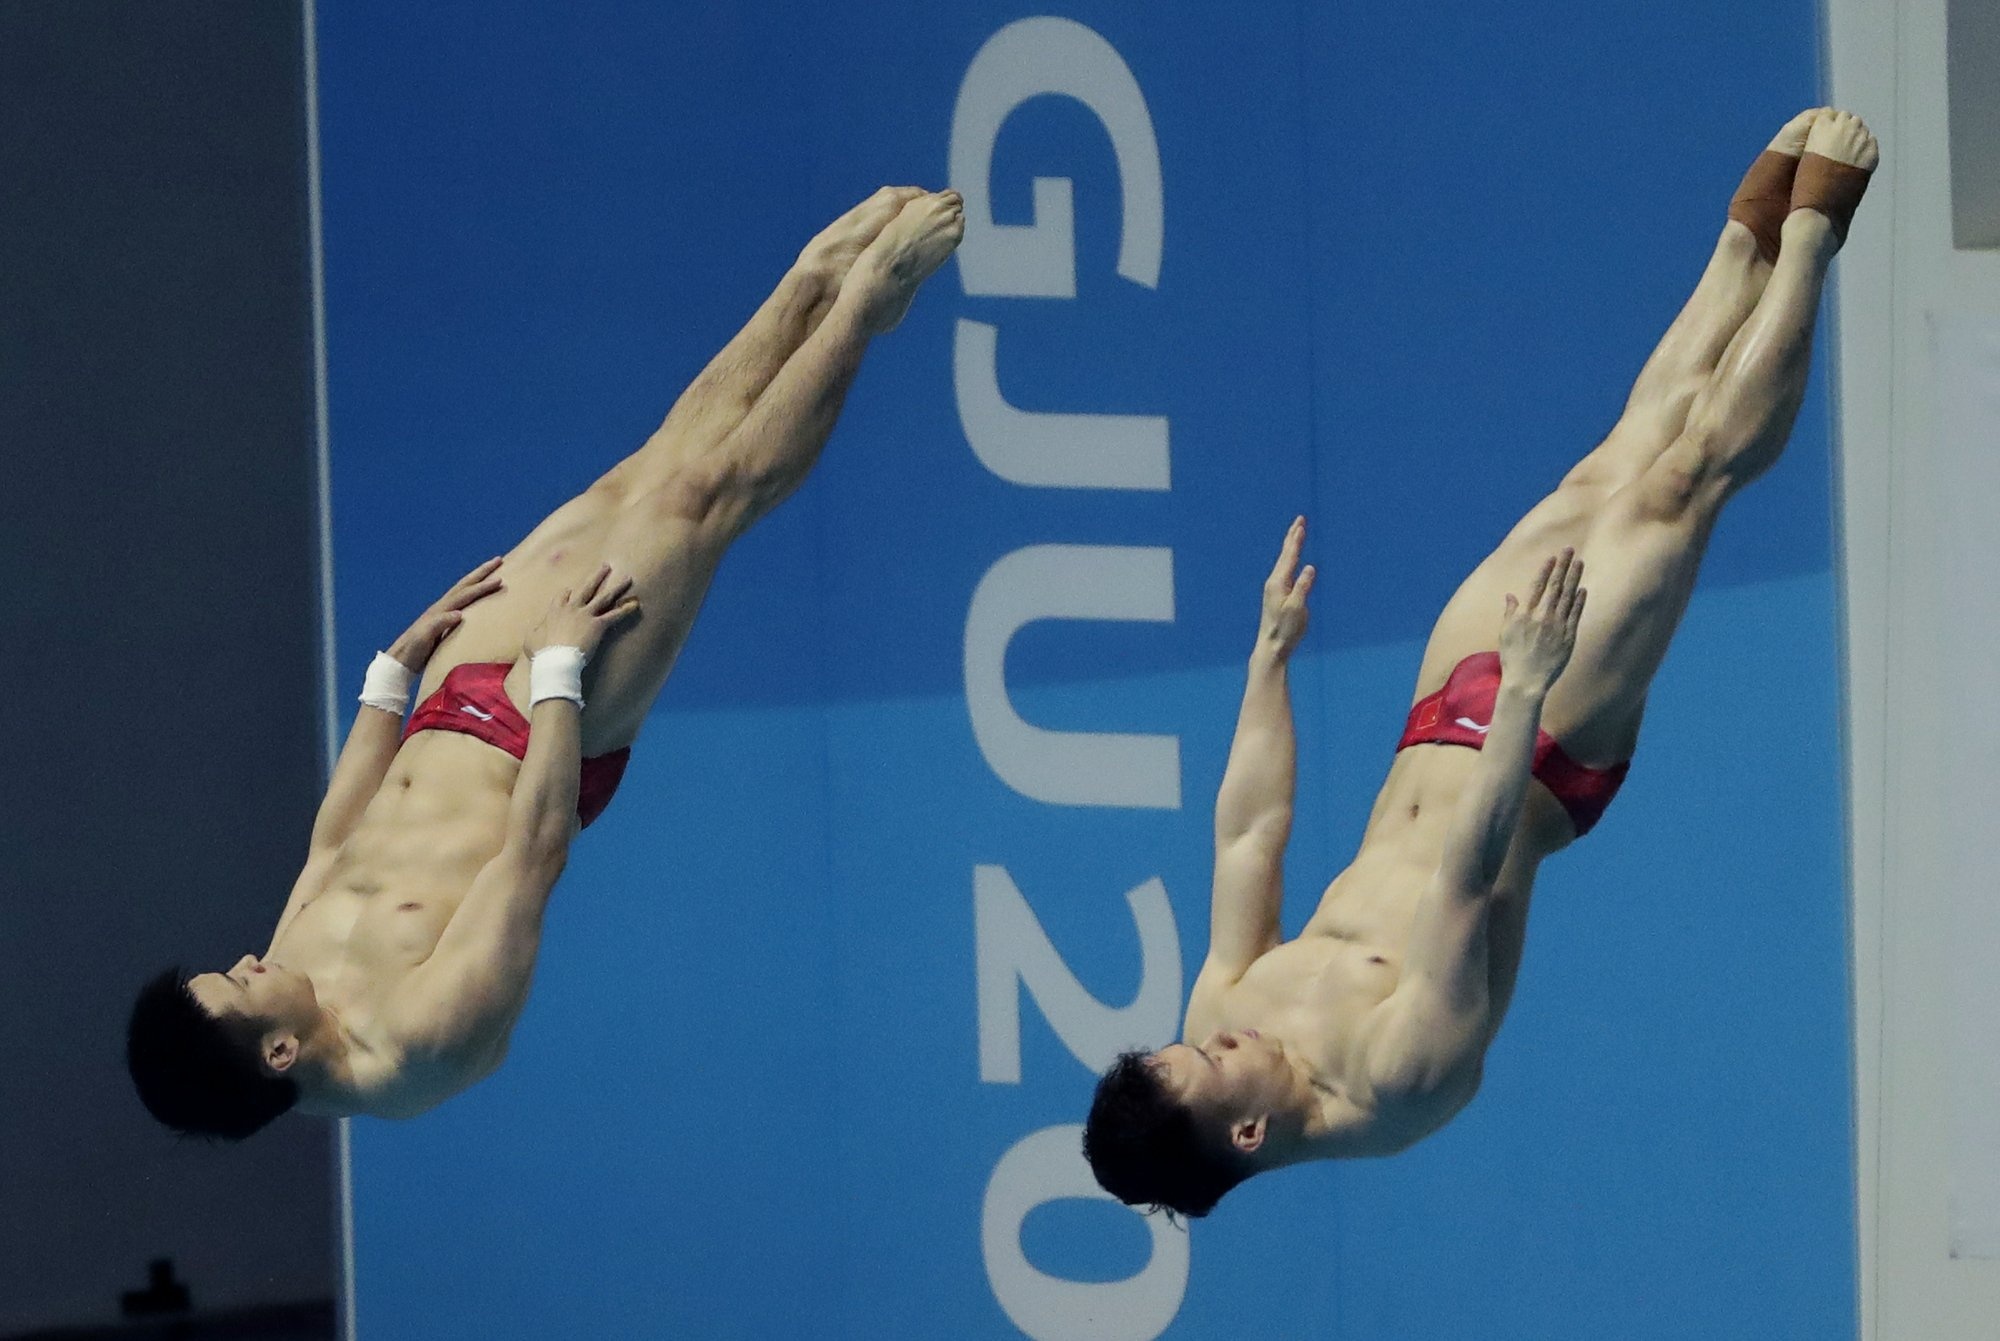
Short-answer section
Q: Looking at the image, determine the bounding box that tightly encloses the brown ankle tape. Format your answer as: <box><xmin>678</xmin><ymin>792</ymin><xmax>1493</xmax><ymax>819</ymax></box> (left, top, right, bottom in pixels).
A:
<box><xmin>1789</xmin><ymin>152</ymin><xmax>1873</xmax><ymax>243</ymax></box>
<box><xmin>1727</xmin><ymin>150</ymin><xmax>1797</xmax><ymax>264</ymax></box>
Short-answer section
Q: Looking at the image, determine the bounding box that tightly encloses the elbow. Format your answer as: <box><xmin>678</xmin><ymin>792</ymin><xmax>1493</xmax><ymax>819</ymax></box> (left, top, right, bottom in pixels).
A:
<box><xmin>529</xmin><ymin>834</ymin><xmax>571</xmax><ymax>879</ymax></box>
<box><xmin>1232</xmin><ymin>804</ymin><xmax>1296</xmax><ymax>844</ymax></box>
<box><xmin>507</xmin><ymin>785</ymin><xmax>579</xmax><ymax>872</ymax></box>
<box><xmin>1436</xmin><ymin>846</ymin><xmax>1501</xmax><ymax>904</ymax></box>
<box><xmin>507</xmin><ymin>825</ymin><xmax>572</xmax><ymax>881</ymax></box>
<box><xmin>1218</xmin><ymin>814</ymin><xmax>1291</xmax><ymax>861</ymax></box>
<box><xmin>1244</xmin><ymin>808</ymin><xmax>1293</xmax><ymax>849</ymax></box>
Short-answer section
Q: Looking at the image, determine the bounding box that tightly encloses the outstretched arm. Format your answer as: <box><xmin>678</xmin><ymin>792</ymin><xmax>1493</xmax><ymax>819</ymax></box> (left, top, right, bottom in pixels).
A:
<box><xmin>305</xmin><ymin>558</ymin><xmax>507</xmax><ymax>856</ymax></box>
<box><xmin>389</xmin><ymin>568</ymin><xmax>639</xmax><ymax>1050</ymax></box>
<box><xmin>1199</xmin><ymin>518</ymin><xmax>1315</xmax><ymax>1001</ymax></box>
<box><xmin>1364</xmin><ymin>551</ymin><xmax>1586</xmax><ymax>1098</ymax></box>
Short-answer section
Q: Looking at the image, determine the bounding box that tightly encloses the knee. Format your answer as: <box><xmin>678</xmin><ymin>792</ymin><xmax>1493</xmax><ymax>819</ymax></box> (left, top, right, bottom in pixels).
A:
<box><xmin>1555</xmin><ymin>450</ymin><xmax>1620</xmax><ymax>510</ymax></box>
<box><xmin>630</xmin><ymin>461</ymin><xmax>747</xmax><ymax>531</ymax></box>
<box><xmin>1619</xmin><ymin>378</ymin><xmax>1699</xmax><ymax>443</ymax></box>
<box><xmin>1556</xmin><ymin>457</ymin><xmax>1601</xmax><ymax>496</ymax></box>
<box><xmin>644</xmin><ymin>470</ymin><xmax>732</xmax><ymax>528</ymax></box>
<box><xmin>1627</xmin><ymin>435</ymin><xmax>1721</xmax><ymax>522</ymax></box>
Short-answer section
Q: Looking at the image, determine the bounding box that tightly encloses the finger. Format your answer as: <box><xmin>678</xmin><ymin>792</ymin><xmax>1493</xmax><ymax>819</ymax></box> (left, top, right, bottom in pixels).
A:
<box><xmin>1568</xmin><ymin>586</ymin><xmax>1587</xmax><ymax>636</ymax></box>
<box><xmin>456</xmin><ymin>557</ymin><xmax>503</xmax><ymax>588</ymax></box>
<box><xmin>575</xmin><ymin>564</ymin><xmax>611</xmax><ymax>605</ymax></box>
<box><xmin>590</xmin><ymin>574</ymin><xmax>636</xmax><ymax>613</ymax></box>
<box><xmin>1270</xmin><ymin>517</ymin><xmax>1303</xmax><ymax>584</ymax></box>
<box><xmin>453</xmin><ymin>576</ymin><xmax>505</xmax><ymax>609</ymax></box>
<box><xmin>1504</xmin><ymin>592</ymin><xmax>1519</xmax><ymax>620</ymax></box>
<box><xmin>1541</xmin><ymin>550</ymin><xmax>1573</xmax><ymax>617</ymax></box>
<box><xmin>1558</xmin><ymin>557</ymin><xmax>1585</xmax><ymax>622</ymax></box>
<box><xmin>1523</xmin><ymin>558</ymin><xmax>1553</xmax><ymax>615</ymax></box>
<box><xmin>1290</xmin><ymin>564</ymin><xmax>1316</xmax><ymax>604</ymax></box>
<box><xmin>585</xmin><ymin>578</ymin><xmax>629</xmax><ymax>616</ymax></box>
<box><xmin>600</xmin><ymin>597</ymin><xmax>642</xmax><ymax>626</ymax></box>
<box><xmin>1558</xmin><ymin>550</ymin><xmax>1579</xmax><ymax>611</ymax></box>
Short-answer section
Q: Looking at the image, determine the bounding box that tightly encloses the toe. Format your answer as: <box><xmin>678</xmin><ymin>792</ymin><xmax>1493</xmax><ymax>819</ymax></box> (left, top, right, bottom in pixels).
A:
<box><xmin>1771</xmin><ymin>109</ymin><xmax>1817</xmax><ymax>154</ymax></box>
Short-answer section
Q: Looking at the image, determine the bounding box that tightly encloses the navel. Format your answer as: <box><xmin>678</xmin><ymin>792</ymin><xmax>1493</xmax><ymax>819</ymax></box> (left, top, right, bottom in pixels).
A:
<box><xmin>397</xmin><ymin>901</ymin><xmax>424</xmax><ymax>914</ymax></box>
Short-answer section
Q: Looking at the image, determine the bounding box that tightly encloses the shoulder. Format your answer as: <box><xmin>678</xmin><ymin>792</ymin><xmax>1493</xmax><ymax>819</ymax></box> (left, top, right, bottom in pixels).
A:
<box><xmin>379</xmin><ymin>978</ymin><xmax>490</xmax><ymax>1061</ymax></box>
<box><xmin>381</xmin><ymin>918</ymin><xmax>534</xmax><ymax>1054</ymax></box>
<box><xmin>1304</xmin><ymin>1067</ymin><xmax>1480</xmax><ymax>1159</ymax></box>
<box><xmin>340</xmin><ymin>1027</ymin><xmax>496</xmax><ymax>1119</ymax></box>
<box><xmin>1349</xmin><ymin>1016</ymin><xmax>1486</xmax><ymax>1132</ymax></box>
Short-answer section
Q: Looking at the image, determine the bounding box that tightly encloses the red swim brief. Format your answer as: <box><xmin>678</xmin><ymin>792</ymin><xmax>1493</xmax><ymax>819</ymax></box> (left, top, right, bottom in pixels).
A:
<box><xmin>403</xmin><ymin>662</ymin><xmax>630</xmax><ymax>829</ymax></box>
<box><xmin>1396</xmin><ymin>651</ymin><xmax>1628</xmax><ymax>836</ymax></box>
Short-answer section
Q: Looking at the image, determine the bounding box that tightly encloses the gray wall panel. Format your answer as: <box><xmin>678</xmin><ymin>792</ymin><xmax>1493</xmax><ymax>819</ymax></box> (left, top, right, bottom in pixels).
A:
<box><xmin>0</xmin><ymin>0</ymin><xmax>335</xmax><ymax>1332</ymax></box>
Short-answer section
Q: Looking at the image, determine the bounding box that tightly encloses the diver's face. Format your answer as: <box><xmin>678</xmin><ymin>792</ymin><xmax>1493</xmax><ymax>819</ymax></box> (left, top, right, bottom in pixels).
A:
<box><xmin>1153</xmin><ymin>1028</ymin><xmax>1293</xmax><ymax>1146</ymax></box>
<box><xmin>187</xmin><ymin>955</ymin><xmax>318</xmax><ymax>1045</ymax></box>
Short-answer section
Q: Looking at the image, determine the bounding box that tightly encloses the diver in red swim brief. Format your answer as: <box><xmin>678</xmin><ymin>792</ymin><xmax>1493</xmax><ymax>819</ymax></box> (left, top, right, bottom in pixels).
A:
<box><xmin>1085</xmin><ymin>107</ymin><xmax>1878</xmax><ymax>1218</ymax></box>
<box><xmin>126</xmin><ymin>186</ymin><xmax>967</xmax><ymax>1139</ymax></box>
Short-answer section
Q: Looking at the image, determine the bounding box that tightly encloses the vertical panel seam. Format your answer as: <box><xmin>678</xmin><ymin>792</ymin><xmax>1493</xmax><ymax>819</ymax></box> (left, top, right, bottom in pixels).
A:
<box><xmin>1290</xmin><ymin>0</ymin><xmax>1340</xmax><ymax>1331</ymax></box>
<box><xmin>297</xmin><ymin>1</ymin><xmax>357</xmax><ymax>1336</ymax></box>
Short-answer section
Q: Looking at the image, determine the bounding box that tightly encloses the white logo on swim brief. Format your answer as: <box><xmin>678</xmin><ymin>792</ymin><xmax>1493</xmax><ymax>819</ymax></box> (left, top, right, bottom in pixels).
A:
<box><xmin>459</xmin><ymin>705</ymin><xmax>495</xmax><ymax>722</ymax></box>
<box><xmin>1454</xmin><ymin>716</ymin><xmax>1492</xmax><ymax>735</ymax></box>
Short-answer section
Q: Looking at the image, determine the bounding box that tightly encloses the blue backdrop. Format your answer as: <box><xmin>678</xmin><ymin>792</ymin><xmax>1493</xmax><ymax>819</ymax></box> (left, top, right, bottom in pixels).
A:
<box><xmin>318</xmin><ymin>3</ymin><xmax>1851</xmax><ymax>1337</ymax></box>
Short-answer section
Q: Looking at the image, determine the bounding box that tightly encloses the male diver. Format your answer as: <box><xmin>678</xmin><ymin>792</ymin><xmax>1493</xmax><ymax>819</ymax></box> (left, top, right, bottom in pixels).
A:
<box><xmin>127</xmin><ymin>188</ymin><xmax>964</xmax><ymax>1137</ymax></box>
<box><xmin>1083</xmin><ymin>109</ymin><xmax>1875</xmax><ymax>1216</ymax></box>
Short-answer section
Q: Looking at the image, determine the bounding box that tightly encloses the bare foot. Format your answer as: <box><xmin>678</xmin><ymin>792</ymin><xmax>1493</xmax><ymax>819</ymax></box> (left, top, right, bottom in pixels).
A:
<box><xmin>1790</xmin><ymin>108</ymin><xmax>1878</xmax><ymax>245</ymax></box>
<box><xmin>1767</xmin><ymin>107</ymin><xmax>1820</xmax><ymax>158</ymax></box>
<box><xmin>797</xmin><ymin>186</ymin><xmax>927</xmax><ymax>285</ymax></box>
<box><xmin>846</xmin><ymin>190</ymin><xmax>965</xmax><ymax>334</ymax></box>
<box><xmin>1801</xmin><ymin>107</ymin><xmax>1879</xmax><ymax>172</ymax></box>
<box><xmin>1729</xmin><ymin>109</ymin><xmax>1822</xmax><ymax>262</ymax></box>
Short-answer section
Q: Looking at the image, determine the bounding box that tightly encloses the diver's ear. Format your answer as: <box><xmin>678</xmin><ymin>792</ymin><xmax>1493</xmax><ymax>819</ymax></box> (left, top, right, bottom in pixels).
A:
<box><xmin>1231</xmin><ymin>1113</ymin><xmax>1268</xmax><ymax>1155</ymax></box>
<box><xmin>263</xmin><ymin>1033</ymin><xmax>299</xmax><ymax>1076</ymax></box>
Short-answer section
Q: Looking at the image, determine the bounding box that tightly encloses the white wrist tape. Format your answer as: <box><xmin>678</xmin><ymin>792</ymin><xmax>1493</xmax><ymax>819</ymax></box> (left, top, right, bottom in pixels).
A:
<box><xmin>529</xmin><ymin>646</ymin><xmax>587</xmax><ymax>708</ymax></box>
<box><xmin>359</xmin><ymin>652</ymin><xmax>417</xmax><ymax>715</ymax></box>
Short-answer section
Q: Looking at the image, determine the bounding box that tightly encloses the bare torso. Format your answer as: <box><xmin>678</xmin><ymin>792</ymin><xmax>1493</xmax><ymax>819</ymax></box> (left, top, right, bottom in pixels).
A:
<box><xmin>1189</xmin><ymin>740</ymin><xmax>1578</xmax><ymax>1154</ymax></box>
<box><xmin>273</xmin><ymin>726</ymin><xmax>529</xmax><ymax>1116</ymax></box>
<box><xmin>228</xmin><ymin>189</ymin><xmax>968</xmax><ymax>1124</ymax></box>
<box><xmin>188</xmin><ymin>192</ymin><xmax>968</xmax><ymax>1136</ymax></box>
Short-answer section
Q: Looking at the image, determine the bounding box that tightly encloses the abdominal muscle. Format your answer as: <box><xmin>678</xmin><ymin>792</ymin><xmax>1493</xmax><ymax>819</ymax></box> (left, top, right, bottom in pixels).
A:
<box><xmin>270</xmin><ymin>730</ymin><xmax>524</xmax><ymax>1114</ymax></box>
<box><xmin>1228</xmin><ymin>744</ymin><xmax>1577</xmax><ymax>1141</ymax></box>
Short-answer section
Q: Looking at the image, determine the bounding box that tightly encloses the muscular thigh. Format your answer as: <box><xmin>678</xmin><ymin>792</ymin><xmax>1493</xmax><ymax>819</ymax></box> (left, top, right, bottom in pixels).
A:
<box><xmin>1534</xmin><ymin>471</ymin><xmax>1721</xmax><ymax>765</ymax></box>
<box><xmin>567</xmin><ymin>486</ymin><xmax>734</xmax><ymax>751</ymax></box>
<box><xmin>416</xmin><ymin>480</ymin><xmax>631</xmax><ymax>701</ymax></box>
<box><xmin>416</xmin><ymin>461</ymin><xmax>734</xmax><ymax>753</ymax></box>
<box><xmin>1407</xmin><ymin>401</ymin><xmax>1702</xmax><ymax>704</ymax></box>
<box><xmin>1409</xmin><ymin>475</ymin><xmax>1602</xmax><ymax>703</ymax></box>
